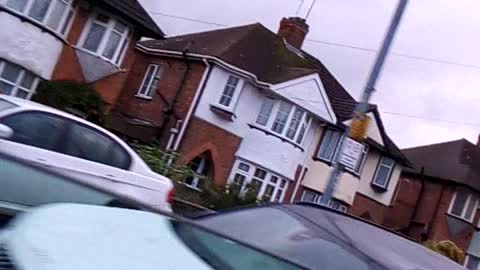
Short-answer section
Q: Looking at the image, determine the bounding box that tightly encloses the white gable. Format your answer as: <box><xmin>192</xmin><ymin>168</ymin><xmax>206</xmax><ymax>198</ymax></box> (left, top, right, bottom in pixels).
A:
<box><xmin>343</xmin><ymin>112</ymin><xmax>384</xmax><ymax>146</ymax></box>
<box><xmin>270</xmin><ymin>74</ymin><xmax>336</xmax><ymax>124</ymax></box>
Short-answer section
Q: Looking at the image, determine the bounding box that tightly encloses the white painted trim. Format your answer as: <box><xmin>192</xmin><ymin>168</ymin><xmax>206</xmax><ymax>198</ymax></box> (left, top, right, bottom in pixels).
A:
<box><xmin>172</xmin><ymin>59</ymin><xmax>211</xmax><ymax>152</ymax></box>
<box><xmin>448</xmin><ymin>190</ymin><xmax>478</xmax><ymax>223</ymax></box>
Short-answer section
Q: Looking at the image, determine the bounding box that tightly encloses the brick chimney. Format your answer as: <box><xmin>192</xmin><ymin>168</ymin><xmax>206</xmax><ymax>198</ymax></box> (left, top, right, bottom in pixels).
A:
<box><xmin>278</xmin><ymin>17</ymin><xmax>309</xmax><ymax>49</ymax></box>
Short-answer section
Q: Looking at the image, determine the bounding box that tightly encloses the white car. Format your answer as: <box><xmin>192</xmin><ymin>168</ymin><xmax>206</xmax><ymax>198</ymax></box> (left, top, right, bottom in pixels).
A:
<box><xmin>0</xmin><ymin>95</ymin><xmax>174</xmax><ymax>211</ymax></box>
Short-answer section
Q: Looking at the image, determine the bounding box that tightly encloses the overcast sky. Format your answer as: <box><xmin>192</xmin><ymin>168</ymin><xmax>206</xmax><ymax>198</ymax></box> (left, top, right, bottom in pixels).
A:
<box><xmin>139</xmin><ymin>0</ymin><xmax>480</xmax><ymax>148</ymax></box>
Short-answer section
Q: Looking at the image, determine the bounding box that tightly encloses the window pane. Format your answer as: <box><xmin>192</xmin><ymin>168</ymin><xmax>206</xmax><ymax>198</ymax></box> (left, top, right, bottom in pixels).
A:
<box><xmin>354</xmin><ymin>146</ymin><xmax>368</xmax><ymax>173</ymax></box>
<box><xmin>381</xmin><ymin>157</ymin><xmax>394</xmax><ymax>167</ymax></box>
<box><xmin>61</xmin><ymin>124</ymin><xmax>115</xmax><ymax>166</ymax></box>
<box><xmin>147</xmin><ymin>66</ymin><xmax>162</xmax><ymax>96</ymax></box>
<box><xmin>28</xmin><ymin>0</ymin><xmax>52</xmax><ymax>21</ymax></box>
<box><xmin>271</xmin><ymin>102</ymin><xmax>292</xmax><ymax>134</ymax></box>
<box><xmin>20</xmin><ymin>71</ymin><xmax>35</xmax><ymax>89</ymax></box>
<box><xmin>263</xmin><ymin>185</ymin><xmax>275</xmax><ymax>201</ymax></box>
<box><xmin>15</xmin><ymin>89</ymin><xmax>29</xmax><ymax>99</ymax></box>
<box><xmin>373</xmin><ymin>166</ymin><xmax>390</xmax><ymax>187</ymax></box>
<box><xmin>286</xmin><ymin>108</ymin><xmax>304</xmax><ymax>139</ymax></box>
<box><xmin>0</xmin><ymin>81</ymin><xmax>14</xmax><ymax>95</ymax></box>
<box><xmin>232</xmin><ymin>174</ymin><xmax>246</xmax><ymax>189</ymax></box>
<box><xmin>83</xmin><ymin>23</ymin><xmax>107</xmax><ymax>52</ymax></box>
<box><xmin>318</xmin><ymin>129</ymin><xmax>341</xmax><ymax>161</ymax></box>
<box><xmin>270</xmin><ymin>176</ymin><xmax>278</xmax><ymax>184</ymax></box>
<box><xmin>139</xmin><ymin>65</ymin><xmax>156</xmax><ymax>96</ymax></box>
<box><xmin>114</xmin><ymin>21</ymin><xmax>128</xmax><ymax>33</ymax></box>
<box><xmin>6</xmin><ymin>0</ymin><xmax>28</xmax><ymax>12</ymax></box>
<box><xmin>451</xmin><ymin>190</ymin><xmax>468</xmax><ymax>217</ymax></box>
<box><xmin>466</xmin><ymin>255</ymin><xmax>480</xmax><ymax>270</ymax></box>
<box><xmin>1</xmin><ymin>63</ymin><xmax>22</xmax><ymax>83</ymax></box>
<box><xmin>102</xmin><ymin>31</ymin><xmax>122</xmax><ymax>60</ymax></box>
<box><xmin>60</xmin><ymin>8</ymin><xmax>74</xmax><ymax>35</ymax></box>
<box><xmin>238</xmin><ymin>162</ymin><xmax>250</xmax><ymax>172</ymax></box>
<box><xmin>0</xmin><ymin>112</ymin><xmax>64</xmax><ymax>151</ymax></box>
<box><xmin>46</xmin><ymin>0</ymin><xmax>67</xmax><ymax>31</ymax></box>
<box><xmin>302</xmin><ymin>190</ymin><xmax>318</xmax><ymax>203</ymax></box>
<box><xmin>108</xmin><ymin>143</ymin><xmax>131</xmax><ymax>169</ymax></box>
<box><xmin>465</xmin><ymin>197</ymin><xmax>477</xmax><ymax>220</ymax></box>
<box><xmin>255</xmin><ymin>98</ymin><xmax>275</xmax><ymax>126</ymax></box>
<box><xmin>296</xmin><ymin>116</ymin><xmax>310</xmax><ymax>144</ymax></box>
<box><xmin>280</xmin><ymin>179</ymin><xmax>287</xmax><ymax>188</ymax></box>
<box><xmin>219</xmin><ymin>76</ymin><xmax>239</xmax><ymax>107</ymax></box>
<box><xmin>254</xmin><ymin>168</ymin><xmax>267</xmax><ymax>180</ymax></box>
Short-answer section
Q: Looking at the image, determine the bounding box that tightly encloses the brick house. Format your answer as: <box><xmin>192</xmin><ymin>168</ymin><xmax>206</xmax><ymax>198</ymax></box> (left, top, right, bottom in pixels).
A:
<box><xmin>0</xmin><ymin>0</ymin><xmax>164</xmax><ymax>108</ymax></box>
<box><xmin>108</xmin><ymin>17</ymin><xmax>409</xmax><ymax>215</ymax></box>
<box><xmin>386</xmin><ymin>138</ymin><xmax>480</xmax><ymax>268</ymax></box>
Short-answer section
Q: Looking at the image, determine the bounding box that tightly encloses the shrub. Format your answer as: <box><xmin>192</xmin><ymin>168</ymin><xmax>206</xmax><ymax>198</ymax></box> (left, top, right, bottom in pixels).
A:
<box><xmin>34</xmin><ymin>80</ymin><xmax>105</xmax><ymax>122</ymax></box>
<box><xmin>424</xmin><ymin>240</ymin><xmax>465</xmax><ymax>263</ymax></box>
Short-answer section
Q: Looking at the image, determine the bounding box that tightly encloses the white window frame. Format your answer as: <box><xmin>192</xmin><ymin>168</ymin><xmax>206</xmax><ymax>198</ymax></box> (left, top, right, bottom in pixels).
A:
<box><xmin>184</xmin><ymin>155</ymin><xmax>209</xmax><ymax>191</ymax></box>
<box><xmin>300</xmin><ymin>190</ymin><xmax>347</xmax><ymax>212</ymax></box>
<box><xmin>77</xmin><ymin>11</ymin><xmax>130</xmax><ymax>66</ymax></box>
<box><xmin>317</xmin><ymin>128</ymin><xmax>368</xmax><ymax>175</ymax></box>
<box><xmin>215</xmin><ymin>75</ymin><xmax>244</xmax><ymax>111</ymax></box>
<box><xmin>228</xmin><ymin>159</ymin><xmax>289</xmax><ymax>203</ymax></box>
<box><xmin>465</xmin><ymin>254</ymin><xmax>480</xmax><ymax>270</ymax></box>
<box><xmin>254</xmin><ymin>97</ymin><xmax>312</xmax><ymax>146</ymax></box>
<box><xmin>371</xmin><ymin>156</ymin><xmax>395</xmax><ymax>189</ymax></box>
<box><xmin>3</xmin><ymin>0</ymin><xmax>75</xmax><ymax>36</ymax></box>
<box><xmin>448</xmin><ymin>189</ymin><xmax>479</xmax><ymax>222</ymax></box>
<box><xmin>136</xmin><ymin>64</ymin><xmax>162</xmax><ymax>98</ymax></box>
<box><xmin>0</xmin><ymin>60</ymin><xmax>40</xmax><ymax>99</ymax></box>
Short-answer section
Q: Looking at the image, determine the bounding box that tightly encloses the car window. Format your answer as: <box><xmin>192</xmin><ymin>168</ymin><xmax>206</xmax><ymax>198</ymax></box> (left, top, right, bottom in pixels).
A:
<box><xmin>61</xmin><ymin>122</ymin><xmax>131</xmax><ymax>169</ymax></box>
<box><xmin>0</xmin><ymin>111</ymin><xmax>66</xmax><ymax>151</ymax></box>
<box><xmin>0</xmin><ymin>153</ymin><xmax>114</xmax><ymax>215</ymax></box>
<box><xmin>0</xmin><ymin>99</ymin><xmax>17</xmax><ymax>112</ymax></box>
<box><xmin>173</xmin><ymin>221</ymin><xmax>304</xmax><ymax>270</ymax></box>
<box><xmin>199</xmin><ymin>207</ymin><xmax>382</xmax><ymax>270</ymax></box>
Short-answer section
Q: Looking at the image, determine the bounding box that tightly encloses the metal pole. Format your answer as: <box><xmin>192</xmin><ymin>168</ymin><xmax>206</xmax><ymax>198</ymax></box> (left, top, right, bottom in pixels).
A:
<box><xmin>320</xmin><ymin>0</ymin><xmax>408</xmax><ymax>205</ymax></box>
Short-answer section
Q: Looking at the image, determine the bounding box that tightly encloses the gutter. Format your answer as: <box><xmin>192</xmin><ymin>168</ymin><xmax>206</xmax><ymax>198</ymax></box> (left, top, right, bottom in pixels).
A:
<box><xmin>137</xmin><ymin>44</ymin><xmax>272</xmax><ymax>88</ymax></box>
<box><xmin>172</xmin><ymin>59</ymin><xmax>212</xmax><ymax>152</ymax></box>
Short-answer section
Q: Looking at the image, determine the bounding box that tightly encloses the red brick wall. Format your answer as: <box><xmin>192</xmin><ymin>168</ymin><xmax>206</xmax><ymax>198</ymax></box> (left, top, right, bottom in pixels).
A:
<box><xmin>51</xmin><ymin>3</ymin><xmax>141</xmax><ymax>108</ymax></box>
<box><xmin>283</xmin><ymin>165</ymin><xmax>305</xmax><ymax>203</ymax></box>
<box><xmin>178</xmin><ymin>117</ymin><xmax>242</xmax><ymax>186</ymax></box>
<box><xmin>113</xmin><ymin>52</ymin><xmax>206</xmax><ymax>144</ymax></box>
<box><xmin>350</xmin><ymin>193</ymin><xmax>388</xmax><ymax>225</ymax></box>
<box><xmin>385</xmin><ymin>174</ymin><xmax>478</xmax><ymax>251</ymax></box>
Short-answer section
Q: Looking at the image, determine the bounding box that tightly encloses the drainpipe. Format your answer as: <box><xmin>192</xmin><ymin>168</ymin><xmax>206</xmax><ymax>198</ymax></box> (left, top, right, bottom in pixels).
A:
<box><xmin>172</xmin><ymin>59</ymin><xmax>212</xmax><ymax>152</ymax></box>
<box><xmin>157</xmin><ymin>50</ymin><xmax>191</xmax><ymax>144</ymax></box>
<box><xmin>407</xmin><ymin>166</ymin><xmax>425</xmax><ymax>233</ymax></box>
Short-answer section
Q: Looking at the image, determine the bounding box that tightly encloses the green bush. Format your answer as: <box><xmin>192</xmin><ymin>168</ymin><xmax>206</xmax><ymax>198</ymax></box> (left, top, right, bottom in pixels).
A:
<box><xmin>34</xmin><ymin>80</ymin><xmax>105</xmax><ymax>122</ymax></box>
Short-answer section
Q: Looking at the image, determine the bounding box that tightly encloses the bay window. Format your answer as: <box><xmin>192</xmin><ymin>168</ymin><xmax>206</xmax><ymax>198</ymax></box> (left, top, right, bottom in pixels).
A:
<box><xmin>300</xmin><ymin>190</ymin><xmax>348</xmax><ymax>212</ymax></box>
<box><xmin>316</xmin><ymin>128</ymin><xmax>368</xmax><ymax>175</ymax></box>
<box><xmin>371</xmin><ymin>157</ymin><xmax>395</xmax><ymax>189</ymax></box>
<box><xmin>4</xmin><ymin>0</ymin><xmax>75</xmax><ymax>35</ymax></box>
<box><xmin>0</xmin><ymin>60</ymin><xmax>40</xmax><ymax>99</ymax></box>
<box><xmin>79</xmin><ymin>12</ymin><xmax>130</xmax><ymax>64</ymax></box>
<box><xmin>229</xmin><ymin>160</ymin><xmax>288</xmax><ymax>202</ymax></box>
<box><xmin>255</xmin><ymin>97</ymin><xmax>311</xmax><ymax>145</ymax></box>
<box><xmin>448</xmin><ymin>188</ymin><xmax>478</xmax><ymax>222</ymax></box>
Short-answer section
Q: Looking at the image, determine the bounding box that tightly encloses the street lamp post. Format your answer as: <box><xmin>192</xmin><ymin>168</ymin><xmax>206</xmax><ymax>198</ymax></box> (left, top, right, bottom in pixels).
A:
<box><xmin>320</xmin><ymin>0</ymin><xmax>409</xmax><ymax>205</ymax></box>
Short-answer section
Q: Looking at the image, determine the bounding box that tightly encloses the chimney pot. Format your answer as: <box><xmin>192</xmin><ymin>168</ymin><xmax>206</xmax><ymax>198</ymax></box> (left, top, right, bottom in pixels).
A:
<box><xmin>278</xmin><ymin>17</ymin><xmax>309</xmax><ymax>49</ymax></box>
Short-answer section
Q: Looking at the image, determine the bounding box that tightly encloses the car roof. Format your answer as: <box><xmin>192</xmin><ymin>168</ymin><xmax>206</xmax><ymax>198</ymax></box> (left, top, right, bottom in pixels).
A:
<box><xmin>198</xmin><ymin>203</ymin><xmax>465</xmax><ymax>270</ymax></box>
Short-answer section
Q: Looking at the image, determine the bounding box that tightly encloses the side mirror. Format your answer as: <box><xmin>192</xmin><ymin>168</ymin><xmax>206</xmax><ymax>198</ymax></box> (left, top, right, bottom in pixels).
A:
<box><xmin>0</xmin><ymin>124</ymin><xmax>13</xmax><ymax>139</ymax></box>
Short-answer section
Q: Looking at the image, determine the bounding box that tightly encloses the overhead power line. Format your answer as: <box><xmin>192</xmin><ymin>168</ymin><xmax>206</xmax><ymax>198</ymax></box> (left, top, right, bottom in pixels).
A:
<box><xmin>149</xmin><ymin>11</ymin><xmax>480</xmax><ymax>71</ymax></box>
<box><xmin>383</xmin><ymin>111</ymin><xmax>480</xmax><ymax>127</ymax></box>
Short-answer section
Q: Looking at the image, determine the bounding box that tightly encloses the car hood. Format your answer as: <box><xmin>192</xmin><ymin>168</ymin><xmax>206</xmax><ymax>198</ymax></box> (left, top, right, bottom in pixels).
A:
<box><xmin>2</xmin><ymin>204</ymin><xmax>211</xmax><ymax>270</ymax></box>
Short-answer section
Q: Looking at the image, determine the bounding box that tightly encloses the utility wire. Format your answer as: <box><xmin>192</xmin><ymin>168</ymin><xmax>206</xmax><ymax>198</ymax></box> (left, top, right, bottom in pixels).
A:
<box><xmin>296</xmin><ymin>0</ymin><xmax>306</xmax><ymax>16</ymax></box>
<box><xmin>383</xmin><ymin>111</ymin><xmax>480</xmax><ymax>127</ymax></box>
<box><xmin>305</xmin><ymin>0</ymin><xmax>317</xmax><ymax>19</ymax></box>
<box><xmin>149</xmin><ymin>12</ymin><xmax>480</xmax><ymax>71</ymax></box>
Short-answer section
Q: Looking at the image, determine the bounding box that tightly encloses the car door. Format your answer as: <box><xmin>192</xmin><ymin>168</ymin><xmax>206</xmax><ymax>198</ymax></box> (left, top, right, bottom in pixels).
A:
<box><xmin>0</xmin><ymin>110</ymin><xmax>68</xmax><ymax>167</ymax></box>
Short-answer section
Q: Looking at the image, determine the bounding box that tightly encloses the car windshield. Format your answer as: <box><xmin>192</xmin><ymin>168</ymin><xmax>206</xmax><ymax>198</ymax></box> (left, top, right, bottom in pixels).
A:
<box><xmin>172</xmin><ymin>220</ymin><xmax>304</xmax><ymax>270</ymax></box>
<box><xmin>0</xmin><ymin>99</ymin><xmax>16</xmax><ymax>112</ymax></box>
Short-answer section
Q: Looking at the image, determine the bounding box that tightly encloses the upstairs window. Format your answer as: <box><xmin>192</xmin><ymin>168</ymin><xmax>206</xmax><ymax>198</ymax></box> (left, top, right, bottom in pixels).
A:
<box><xmin>0</xmin><ymin>60</ymin><xmax>40</xmax><ymax>99</ymax></box>
<box><xmin>371</xmin><ymin>157</ymin><xmax>395</xmax><ymax>189</ymax></box>
<box><xmin>79</xmin><ymin>13</ymin><xmax>130</xmax><ymax>65</ymax></box>
<box><xmin>255</xmin><ymin>97</ymin><xmax>311</xmax><ymax>145</ymax></box>
<box><xmin>316</xmin><ymin>128</ymin><xmax>368</xmax><ymax>175</ymax></box>
<box><xmin>217</xmin><ymin>75</ymin><xmax>241</xmax><ymax>110</ymax></box>
<box><xmin>137</xmin><ymin>64</ymin><xmax>163</xmax><ymax>98</ymax></box>
<box><xmin>449</xmin><ymin>188</ymin><xmax>478</xmax><ymax>222</ymax></box>
<box><xmin>4</xmin><ymin>0</ymin><xmax>75</xmax><ymax>35</ymax></box>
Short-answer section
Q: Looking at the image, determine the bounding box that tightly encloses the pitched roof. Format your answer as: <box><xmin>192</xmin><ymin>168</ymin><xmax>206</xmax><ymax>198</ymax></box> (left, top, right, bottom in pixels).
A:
<box><xmin>402</xmin><ymin>139</ymin><xmax>480</xmax><ymax>191</ymax></box>
<box><xmin>139</xmin><ymin>23</ymin><xmax>405</xmax><ymax>162</ymax></box>
<box><xmin>97</xmin><ymin>0</ymin><xmax>164</xmax><ymax>37</ymax></box>
<box><xmin>140</xmin><ymin>23</ymin><xmax>358</xmax><ymax>120</ymax></box>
